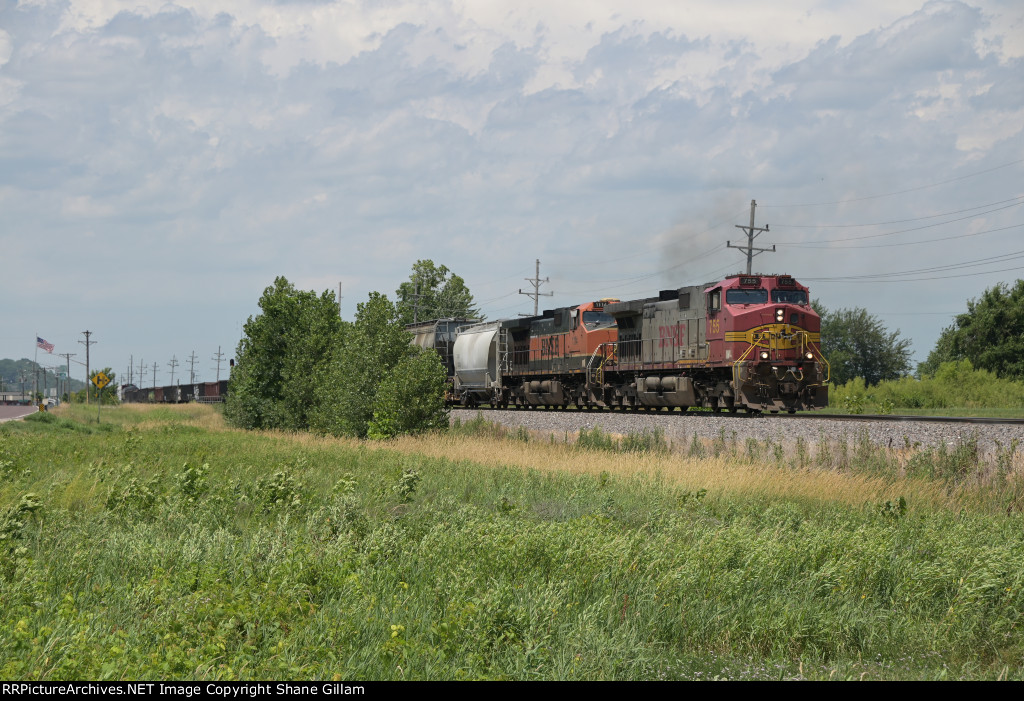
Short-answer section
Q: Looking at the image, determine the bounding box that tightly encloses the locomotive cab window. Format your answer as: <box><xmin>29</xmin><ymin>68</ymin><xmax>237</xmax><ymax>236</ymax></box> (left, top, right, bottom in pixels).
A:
<box><xmin>582</xmin><ymin>311</ymin><xmax>615</xmax><ymax>328</ymax></box>
<box><xmin>770</xmin><ymin>289</ymin><xmax>808</xmax><ymax>305</ymax></box>
<box><xmin>708</xmin><ymin>290</ymin><xmax>721</xmax><ymax>311</ymax></box>
<box><xmin>726</xmin><ymin>289</ymin><xmax>768</xmax><ymax>305</ymax></box>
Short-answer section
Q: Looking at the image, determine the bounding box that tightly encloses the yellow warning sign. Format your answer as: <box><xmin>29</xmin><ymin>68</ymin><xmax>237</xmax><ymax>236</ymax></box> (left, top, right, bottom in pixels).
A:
<box><xmin>92</xmin><ymin>371</ymin><xmax>111</xmax><ymax>389</ymax></box>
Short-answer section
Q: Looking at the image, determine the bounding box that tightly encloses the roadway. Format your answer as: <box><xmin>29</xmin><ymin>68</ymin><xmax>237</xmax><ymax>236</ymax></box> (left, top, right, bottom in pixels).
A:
<box><xmin>0</xmin><ymin>405</ymin><xmax>39</xmax><ymax>423</ymax></box>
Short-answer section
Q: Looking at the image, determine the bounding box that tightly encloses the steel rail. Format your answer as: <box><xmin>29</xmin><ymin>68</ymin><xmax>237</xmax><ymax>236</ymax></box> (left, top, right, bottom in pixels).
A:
<box><xmin>451</xmin><ymin>406</ymin><xmax>1024</xmax><ymax>426</ymax></box>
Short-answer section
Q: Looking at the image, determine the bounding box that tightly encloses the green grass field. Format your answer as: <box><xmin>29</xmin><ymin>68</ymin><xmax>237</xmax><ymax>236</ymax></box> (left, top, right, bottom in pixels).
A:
<box><xmin>1</xmin><ymin>404</ymin><xmax>1022</xmax><ymax>680</ymax></box>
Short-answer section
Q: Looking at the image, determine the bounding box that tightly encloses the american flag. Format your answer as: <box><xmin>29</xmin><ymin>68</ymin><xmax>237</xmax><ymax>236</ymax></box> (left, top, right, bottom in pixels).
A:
<box><xmin>36</xmin><ymin>336</ymin><xmax>54</xmax><ymax>353</ymax></box>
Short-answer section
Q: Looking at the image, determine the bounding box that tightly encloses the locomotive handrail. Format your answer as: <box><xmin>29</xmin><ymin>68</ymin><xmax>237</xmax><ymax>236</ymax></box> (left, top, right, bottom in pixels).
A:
<box><xmin>586</xmin><ymin>342</ymin><xmax>617</xmax><ymax>385</ymax></box>
<box><xmin>731</xmin><ymin>326</ymin><xmax>831</xmax><ymax>387</ymax></box>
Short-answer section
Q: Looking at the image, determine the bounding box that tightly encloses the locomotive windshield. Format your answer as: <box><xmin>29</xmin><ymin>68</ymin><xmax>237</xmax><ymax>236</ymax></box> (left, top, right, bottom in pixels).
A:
<box><xmin>726</xmin><ymin>289</ymin><xmax>768</xmax><ymax>305</ymax></box>
<box><xmin>582</xmin><ymin>311</ymin><xmax>615</xmax><ymax>328</ymax></box>
<box><xmin>771</xmin><ymin>289</ymin><xmax>808</xmax><ymax>304</ymax></box>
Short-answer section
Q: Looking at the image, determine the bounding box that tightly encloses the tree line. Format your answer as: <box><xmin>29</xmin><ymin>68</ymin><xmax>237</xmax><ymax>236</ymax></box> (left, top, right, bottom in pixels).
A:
<box><xmin>225</xmin><ymin>260</ymin><xmax>477</xmax><ymax>438</ymax></box>
<box><xmin>816</xmin><ymin>279</ymin><xmax>1024</xmax><ymax>386</ymax></box>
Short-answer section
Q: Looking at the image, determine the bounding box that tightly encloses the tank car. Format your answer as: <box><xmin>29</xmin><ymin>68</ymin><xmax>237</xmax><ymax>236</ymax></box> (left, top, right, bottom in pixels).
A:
<box><xmin>451</xmin><ymin>299</ymin><xmax>618</xmax><ymax>406</ymax></box>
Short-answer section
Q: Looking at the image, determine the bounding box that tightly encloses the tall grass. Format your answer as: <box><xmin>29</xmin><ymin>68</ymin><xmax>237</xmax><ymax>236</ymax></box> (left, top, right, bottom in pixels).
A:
<box><xmin>0</xmin><ymin>404</ymin><xmax>1022</xmax><ymax>679</ymax></box>
<box><xmin>831</xmin><ymin>360</ymin><xmax>1024</xmax><ymax>416</ymax></box>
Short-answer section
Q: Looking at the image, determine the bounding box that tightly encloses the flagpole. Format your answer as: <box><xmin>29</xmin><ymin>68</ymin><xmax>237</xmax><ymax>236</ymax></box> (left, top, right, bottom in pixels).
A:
<box><xmin>34</xmin><ymin>331</ymin><xmax>38</xmax><ymax>406</ymax></box>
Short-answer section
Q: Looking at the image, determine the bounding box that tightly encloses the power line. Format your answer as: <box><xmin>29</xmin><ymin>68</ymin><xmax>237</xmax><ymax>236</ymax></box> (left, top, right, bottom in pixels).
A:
<box><xmin>806</xmin><ymin>264</ymin><xmax>1024</xmax><ymax>284</ymax></box>
<box><xmin>775</xmin><ymin>199</ymin><xmax>1024</xmax><ymax>244</ymax></box>
<box><xmin>792</xmin><ymin>222</ymin><xmax>1024</xmax><ymax>249</ymax></box>
<box><xmin>775</xmin><ymin>195</ymin><xmax>1024</xmax><ymax>228</ymax></box>
<box><xmin>760</xmin><ymin>158</ymin><xmax>1024</xmax><ymax>208</ymax></box>
<box><xmin>805</xmin><ymin>248</ymin><xmax>1024</xmax><ymax>281</ymax></box>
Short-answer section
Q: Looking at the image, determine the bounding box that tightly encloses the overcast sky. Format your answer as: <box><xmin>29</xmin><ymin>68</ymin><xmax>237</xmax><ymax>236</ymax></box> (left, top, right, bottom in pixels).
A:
<box><xmin>2</xmin><ymin>0</ymin><xmax>1022</xmax><ymax>386</ymax></box>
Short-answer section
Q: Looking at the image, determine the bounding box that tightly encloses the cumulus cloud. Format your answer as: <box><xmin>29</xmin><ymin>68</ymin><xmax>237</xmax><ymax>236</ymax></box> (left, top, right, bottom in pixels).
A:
<box><xmin>1</xmin><ymin>0</ymin><xmax>1022</xmax><ymax>375</ymax></box>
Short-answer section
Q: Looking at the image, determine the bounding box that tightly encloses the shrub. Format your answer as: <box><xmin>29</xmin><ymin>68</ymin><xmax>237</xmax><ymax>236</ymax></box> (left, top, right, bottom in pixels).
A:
<box><xmin>368</xmin><ymin>348</ymin><xmax>449</xmax><ymax>439</ymax></box>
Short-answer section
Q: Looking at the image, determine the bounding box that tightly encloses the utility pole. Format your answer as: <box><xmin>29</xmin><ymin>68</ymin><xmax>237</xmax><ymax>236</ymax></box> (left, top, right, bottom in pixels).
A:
<box><xmin>411</xmin><ymin>275</ymin><xmax>425</xmax><ymax>324</ymax></box>
<box><xmin>79</xmin><ymin>331</ymin><xmax>95</xmax><ymax>404</ymax></box>
<box><xmin>338</xmin><ymin>282</ymin><xmax>343</xmax><ymax>318</ymax></box>
<box><xmin>58</xmin><ymin>354</ymin><xmax>75</xmax><ymax>402</ymax></box>
<box><xmin>187</xmin><ymin>351</ymin><xmax>198</xmax><ymax>384</ymax></box>
<box><xmin>212</xmin><ymin>346</ymin><xmax>225</xmax><ymax>383</ymax></box>
<box><xmin>167</xmin><ymin>356</ymin><xmax>179</xmax><ymax>386</ymax></box>
<box><xmin>727</xmin><ymin>199</ymin><xmax>774</xmax><ymax>275</ymax></box>
<box><xmin>19</xmin><ymin>370</ymin><xmax>28</xmax><ymax>403</ymax></box>
<box><xmin>137</xmin><ymin>357</ymin><xmax>146</xmax><ymax>388</ymax></box>
<box><xmin>151</xmin><ymin>362</ymin><xmax>158</xmax><ymax>389</ymax></box>
<box><xmin>519</xmin><ymin>259</ymin><xmax>553</xmax><ymax>316</ymax></box>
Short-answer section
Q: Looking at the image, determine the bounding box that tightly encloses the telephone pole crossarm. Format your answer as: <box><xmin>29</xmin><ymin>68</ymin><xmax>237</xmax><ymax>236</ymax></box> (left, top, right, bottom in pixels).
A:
<box><xmin>518</xmin><ymin>258</ymin><xmax>554</xmax><ymax>316</ymax></box>
<box><xmin>730</xmin><ymin>199</ymin><xmax>775</xmax><ymax>275</ymax></box>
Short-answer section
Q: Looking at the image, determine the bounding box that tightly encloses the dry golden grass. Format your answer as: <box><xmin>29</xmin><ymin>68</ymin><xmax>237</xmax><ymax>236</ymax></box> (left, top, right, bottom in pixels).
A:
<box><xmin>52</xmin><ymin>401</ymin><xmax>230</xmax><ymax>432</ymax></box>
<box><xmin>55</xmin><ymin>403</ymin><xmax>971</xmax><ymax>512</ymax></box>
<box><xmin>387</xmin><ymin>432</ymin><xmax>961</xmax><ymax>511</ymax></box>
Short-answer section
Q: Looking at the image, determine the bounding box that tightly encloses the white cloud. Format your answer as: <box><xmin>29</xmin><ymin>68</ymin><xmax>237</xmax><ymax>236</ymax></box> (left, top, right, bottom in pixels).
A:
<box><xmin>1</xmin><ymin>0</ymin><xmax>1022</xmax><ymax>375</ymax></box>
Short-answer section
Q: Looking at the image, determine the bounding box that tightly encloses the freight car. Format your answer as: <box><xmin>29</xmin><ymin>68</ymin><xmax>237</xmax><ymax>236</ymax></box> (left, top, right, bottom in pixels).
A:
<box><xmin>122</xmin><ymin>380</ymin><xmax>228</xmax><ymax>404</ymax></box>
<box><xmin>444</xmin><ymin>273</ymin><xmax>828</xmax><ymax>414</ymax></box>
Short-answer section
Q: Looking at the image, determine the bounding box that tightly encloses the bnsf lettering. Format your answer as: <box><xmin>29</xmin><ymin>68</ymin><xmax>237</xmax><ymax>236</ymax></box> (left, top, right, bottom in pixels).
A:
<box><xmin>541</xmin><ymin>337</ymin><xmax>558</xmax><ymax>356</ymax></box>
<box><xmin>658</xmin><ymin>323</ymin><xmax>686</xmax><ymax>348</ymax></box>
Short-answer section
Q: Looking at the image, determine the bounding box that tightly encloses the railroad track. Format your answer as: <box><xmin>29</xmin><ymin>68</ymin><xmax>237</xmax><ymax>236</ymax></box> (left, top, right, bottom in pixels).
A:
<box><xmin>451</xmin><ymin>406</ymin><xmax>1024</xmax><ymax>426</ymax></box>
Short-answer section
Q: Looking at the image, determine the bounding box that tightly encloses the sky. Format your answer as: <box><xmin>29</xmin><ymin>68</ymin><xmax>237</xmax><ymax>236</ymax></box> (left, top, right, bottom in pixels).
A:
<box><xmin>2</xmin><ymin>0</ymin><xmax>1022</xmax><ymax>386</ymax></box>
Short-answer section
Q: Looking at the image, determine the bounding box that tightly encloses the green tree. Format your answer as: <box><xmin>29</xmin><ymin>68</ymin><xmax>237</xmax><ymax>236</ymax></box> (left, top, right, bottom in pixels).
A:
<box><xmin>395</xmin><ymin>259</ymin><xmax>480</xmax><ymax>325</ymax></box>
<box><xmin>226</xmin><ymin>277</ymin><xmax>342</xmax><ymax>430</ymax></box>
<box><xmin>918</xmin><ymin>280</ymin><xmax>1024</xmax><ymax>379</ymax></box>
<box><xmin>367</xmin><ymin>347</ymin><xmax>449</xmax><ymax>439</ymax></box>
<box><xmin>813</xmin><ymin>302</ymin><xmax>912</xmax><ymax>386</ymax></box>
<box><xmin>312</xmin><ymin>292</ymin><xmax>412</xmax><ymax>438</ymax></box>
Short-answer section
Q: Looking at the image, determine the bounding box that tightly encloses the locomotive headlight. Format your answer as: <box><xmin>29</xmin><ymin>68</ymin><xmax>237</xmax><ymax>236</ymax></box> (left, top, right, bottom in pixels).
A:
<box><xmin>805</xmin><ymin>352</ymin><xmax>814</xmax><ymax>360</ymax></box>
<box><xmin>775</xmin><ymin>308</ymin><xmax>784</xmax><ymax>321</ymax></box>
<box><xmin>759</xmin><ymin>351</ymin><xmax>769</xmax><ymax>360</ymax></box>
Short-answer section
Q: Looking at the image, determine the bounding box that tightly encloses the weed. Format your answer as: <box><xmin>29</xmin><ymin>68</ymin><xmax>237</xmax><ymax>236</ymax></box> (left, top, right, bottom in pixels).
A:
<box><xmin>105</xmin><ymin>467</ymin><xmax>160</xmax><ymax>516</ymax></box>
<box><xmin>0</xmin><ymin>493</ymin><xmax>41</xmax><ymax>580</ymax></box>
<box><xmin>878</xmin><ymin>496</ymin><xmax>907</xmax><ymax>520</ymax></box>
<box><xmin>795</xmin><ymin>436</ymin><xmax>809</xmax><ymax>469</ymax></box>
<box><xmin>577</xmin><ymin>426</ymin><xmax>616</xmax><ymax>452</ymax></box>
<box><xmin>392</xmin><ymin>469</ymin><xmax>421</xmax><ymax>504</ymax></box>
<box><xmin>176</xmin><ymin>462</ymin><xmax>210</xmax><ymax>503</ymax></box>
<box><xmin>254</xmin><ymin>469</ymin><xmax>305</xmax><ymax>511</ymax></box>
<box><xmin>842</xmin><ymin>394</ymin><xmax>865</xmax><ymax>415</ymax></box>
<box><xmin>745</xmin><ymin>438</ymin><xmax>760</xmax><ymax>462</ymax></box>
<box><xmin>621</xmin><ymin>427</ymin><xmax>669</xmax><ymax>454</ymax></box>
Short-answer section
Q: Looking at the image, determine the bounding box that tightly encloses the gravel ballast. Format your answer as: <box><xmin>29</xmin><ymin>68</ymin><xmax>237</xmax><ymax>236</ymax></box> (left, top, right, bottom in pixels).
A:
<box><xmin>451</xmin><ymin>408</ymin><xmax>1024</xmax><ymax>459</ymax></box>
